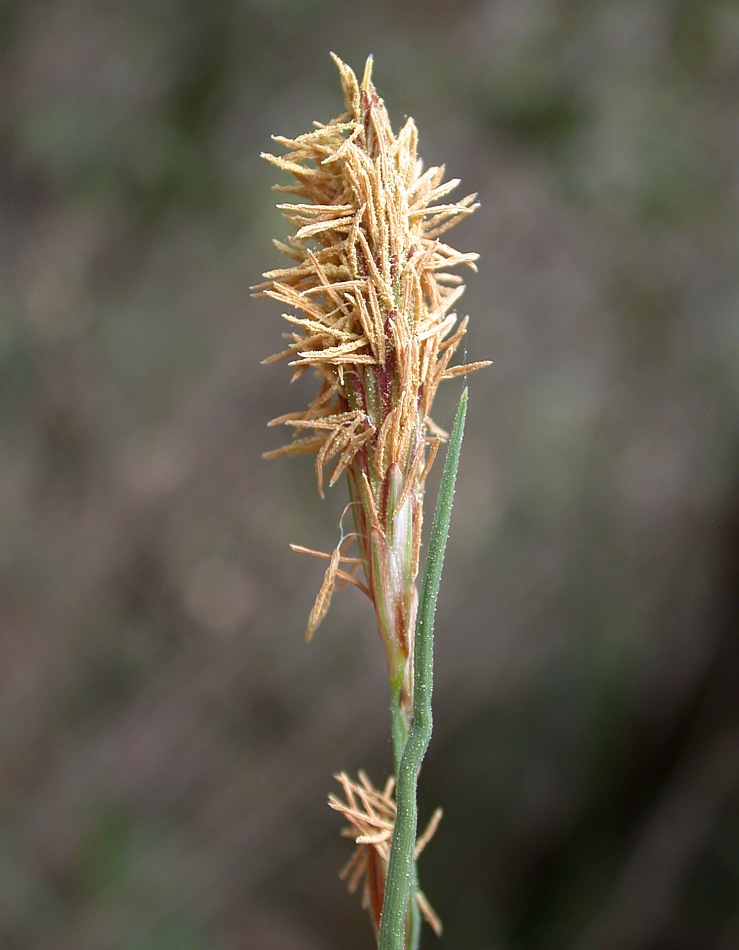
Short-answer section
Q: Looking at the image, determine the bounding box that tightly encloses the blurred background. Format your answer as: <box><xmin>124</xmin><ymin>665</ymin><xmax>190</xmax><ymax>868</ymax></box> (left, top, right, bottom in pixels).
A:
<box><xmin>1</xmin><ymin>1</ymin><xmax>738</xmax><ymax>948</ymax></box>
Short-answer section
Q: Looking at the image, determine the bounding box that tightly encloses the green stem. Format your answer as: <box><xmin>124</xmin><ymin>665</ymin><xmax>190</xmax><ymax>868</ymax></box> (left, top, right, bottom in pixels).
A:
<box><xmin>378</xmin><ymin>388</ymin><xmax>469</xmax><ymax>950</ymax></box>
<box><xmin>390</xmin><ymin>682</ymin><xmax>409</xmax><ymax>775</ymax></box>
<box><xmin>389</xmin><ymin>684</ymin><xmax>420</xmax><ymax>950</ymax></box>
<box><xmin>406</xmin><ymin>877</ymin><xmax>421</xmax><ymax>950</ymax></box>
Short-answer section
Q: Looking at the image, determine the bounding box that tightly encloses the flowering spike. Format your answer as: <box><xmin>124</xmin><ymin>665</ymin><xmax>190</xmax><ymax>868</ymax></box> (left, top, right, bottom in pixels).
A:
<box><xmin>256</xmin><ymin>54</ymin><xmax>488</xmax><ymax>658</ymax></box>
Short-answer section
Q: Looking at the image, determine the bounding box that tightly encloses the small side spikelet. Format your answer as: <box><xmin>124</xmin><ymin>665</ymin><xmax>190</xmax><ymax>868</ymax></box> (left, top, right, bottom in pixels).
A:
<box><xmin>329</xmin><ymin>771</ymin><xmax>443</xmax><ymax>937</ymax></box>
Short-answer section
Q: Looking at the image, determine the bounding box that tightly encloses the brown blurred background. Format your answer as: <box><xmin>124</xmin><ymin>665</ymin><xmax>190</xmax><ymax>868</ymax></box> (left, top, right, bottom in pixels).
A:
<box><xmin>1</xmin><ymin>1</ymin><xmax>738</xmax><ymax>948</ymax></box>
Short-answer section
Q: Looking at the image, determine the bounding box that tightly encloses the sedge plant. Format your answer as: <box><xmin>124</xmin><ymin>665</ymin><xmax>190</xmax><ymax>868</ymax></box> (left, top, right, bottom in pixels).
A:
<box><xmin>255</xmin><ymin>54</ymin><xmax>488</xmax><ymax>950</ymax></box>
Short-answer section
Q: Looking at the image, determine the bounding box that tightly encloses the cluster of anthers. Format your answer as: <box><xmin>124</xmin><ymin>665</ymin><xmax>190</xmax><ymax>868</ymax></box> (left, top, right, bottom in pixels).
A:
<box><xmin>329</xmin><ymin>771</ymin><xmax>443</xmax><ymax>937</ymax></box>
<box><xmin>255</xmin><ymin>53</ymin><xmax>488</xmax><ymax>650</ymax></box>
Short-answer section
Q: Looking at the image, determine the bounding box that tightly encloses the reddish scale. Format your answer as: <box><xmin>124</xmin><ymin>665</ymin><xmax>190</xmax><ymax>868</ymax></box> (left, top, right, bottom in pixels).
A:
<box><xmin>389</xmin><ymin>252</ymin><xmax>398</xmax><ymax>288</ymax></box>
<box><xmin>378</xmin><ymin>343</ymin><xmax>397</xmax><ymax>418</ymax></box>
<box><xmin>361</xmin><ymin>88</ymin><xmax>381</xmax><ymax>157</ymax></box>
<box><xmin>394</xmin><ymin>598</ymin><xmax>409</xmax><ymax>656</ymax></box>
<box><xmin>356</xmin><ymin>241</ymin><xmax>368</xmax><ymax>278</ymax></box>
<box><xmin>365</xmin><ymin>849</ymin><xmax>386</xmax><ymax>936</ymax></box>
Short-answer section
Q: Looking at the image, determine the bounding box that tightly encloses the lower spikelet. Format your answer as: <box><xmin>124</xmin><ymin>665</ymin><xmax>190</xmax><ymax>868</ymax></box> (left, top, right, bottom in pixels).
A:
<box><xmin>329</xmin><ymin>771</ymin><xmax>443</xmax><ymax>936</ymax></box>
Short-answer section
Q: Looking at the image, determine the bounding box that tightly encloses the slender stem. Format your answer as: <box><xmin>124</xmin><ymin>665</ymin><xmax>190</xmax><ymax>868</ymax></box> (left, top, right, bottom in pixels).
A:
<box><xmin>390</xmin><ymin>683</ymin><xmax>409</xmax><ymax>775</ymax></box>
<box><xmin>378</xmin><ymin>388</ymin><xmax>469</xmax><ymax>950</ymax></box>
<box><xmin>390</xmin><ymin>685</ymin><xmax>420</xmax><ymax>950</ymax></box>
<box><xmin>406</xmin><ymin>878</ymin><xmax>421</xmax><ymax>950</ymax></box>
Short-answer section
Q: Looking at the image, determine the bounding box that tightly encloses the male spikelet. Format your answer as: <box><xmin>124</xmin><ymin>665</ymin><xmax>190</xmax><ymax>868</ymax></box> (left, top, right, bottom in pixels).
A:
<box><xmin>255</xmin><ymin>54</ymin><xmax>487</xmax><ymax>717</ymax></box>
